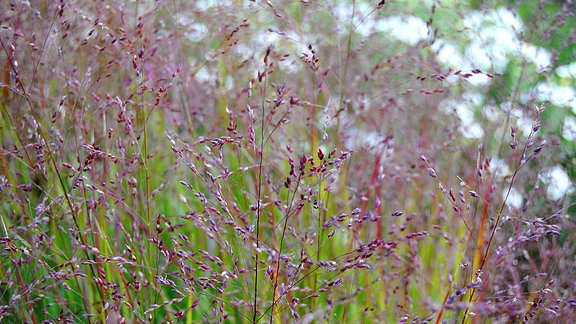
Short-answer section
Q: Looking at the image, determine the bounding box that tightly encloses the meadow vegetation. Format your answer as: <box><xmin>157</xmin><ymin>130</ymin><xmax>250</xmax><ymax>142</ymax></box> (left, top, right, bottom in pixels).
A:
<box><xmin>1</xmin><ymin>0</ymin><xmax>575</xmax><ymax>323</ymax></box>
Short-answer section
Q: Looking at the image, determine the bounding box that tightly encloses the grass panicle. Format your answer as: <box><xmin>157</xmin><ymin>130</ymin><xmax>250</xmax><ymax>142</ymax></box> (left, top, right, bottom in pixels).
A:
<box><xmin>1</xmin><ymin>1</ymin><xmax>574</xmax><ymax>323</ymax></box>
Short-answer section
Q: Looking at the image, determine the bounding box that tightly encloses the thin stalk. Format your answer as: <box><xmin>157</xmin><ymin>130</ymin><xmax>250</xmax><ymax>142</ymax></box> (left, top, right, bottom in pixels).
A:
<box><xmin>335</xmin><ymin>0</ymin><xmax>356</xmax><ymax>140</ymax></box>
<box><xmin>463</xmin><ymin>115</ymin><xmax>541</xmax><ymax>322</ymax></box>
<box><xmin>1</xmin><ymin>26</ymin><xmax>103</xmax><ymax>322</ymax></box>
<box><xmin>253</xmin><ymin>46</ymin><xmax>272</xmax><ymax>323</ymax></box>
<box><xmin>268</xmin><ymin>171</ymin><xmax>303</xmax><ymax>324</ymax></box>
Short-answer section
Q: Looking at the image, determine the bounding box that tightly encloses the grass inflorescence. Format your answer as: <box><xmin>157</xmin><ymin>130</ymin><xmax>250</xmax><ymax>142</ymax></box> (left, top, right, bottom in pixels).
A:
<box><xmin>1</xmin><ymin>1</ymin><xmax>575</xmax><ymax>323</ymax></box>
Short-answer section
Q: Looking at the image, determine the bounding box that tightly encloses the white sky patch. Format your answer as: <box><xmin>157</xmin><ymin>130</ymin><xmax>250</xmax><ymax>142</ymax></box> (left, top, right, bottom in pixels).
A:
<box><xmin>504</xmin><ymin>187</ymin><xmax>524</xmax><ymax>210</ymax></box>
<box><xmin>223</xmin><ymin>75</ymin><xmax>234</xmax><ymax>91</ymax></box>
<box><xmin>469</xmin><ymin>27</ymin><xmax>518</xmax><ymax>69</ymax></box>
<box><xmin>510</xmin><ymin>108</ymin><xmax>537</xmax><ymax>137</ymax></box>
<box><xmin>517</xmin><ymin>116</ymin><xmax>536</xmax><ymax>137</ymax></box>
<box><xmin>279</xmin><ymin>33</ymin><xmax>315</xmax><ymax>73</ymax></box>
<box><xmin>195</xmin><ymin>66</ymin><xmax>214</xmax><ymax>85</ymax></box>
<box><xmin>461</xmin><ymin>8</ymin><xmax>551</xmax><ymax>76</ymax></box>
<box><xmin>464</xmin><ymin>7</ymin><xmax>524</xmax><ymax>32</ymax></box>
<box><xmin>278</xmin><ymin>57</ymin><xmax>301</xmax><ymax>74</ymax></box>
<box><xmin>187</xmin><ymin>23</ymin><xmax>209</xmax><ymax>42</ymax></box>
<box><xmin>285</xmin><ymin>30</ymin><xmax>304</xmax><ymax>45</ymax></box>
<box><xmin>540</xmin><ymin>166</ymin><xmax>574</xmax><ymax>200</ymax></box>
<box><xmin>466</xmin><ymin>71</ymin><xmax>493</xmax><ymax>86</ymax></box>
<box><xmin>465</xmin><ymin>41</ymin><xmax>497</xmax><ymax>70</ymax></box>
<box><xmin>355</xmin><ymin>20</ymin><xmax>374</xmax><ymax>37</ymax></box>
<box><xmin>333</xmin><ymin>3</ymin><xmax>354</xmax><ymax>22</ymax></box>
<box><xmin>345</xmin><ymin>130</ymin><xmax>394</xmax><ymax>159</ymax></box>
<box><xmin>535</xmin><ymin>83</ymin><xmax>576</xmax><ymax>111</ymax></box>
<box><xmin>233</xmin><ymin>43</ymin><xmax>253</xmax><ymax>61</ymax></box>
<box><xmin>333</xmin><ymin>3</ymin><xmax>360</xmax><ymax>35</ymax></box>
<box><xmin>432</xmin><ymin>40</ymin><xmax>467</xmax><ymax>70</ymax></box>
<box><xmin>359</xmin><ymin>130</ymin><xmax>382</xmax><ymax>148</ymax></box>
<box><xmin>463</xmin><ymin>122</ymin><xmax>485</xmax><ymax>139</ymax></box>
<box><xmin>562</xmin><ymin>115</ymin><xmax>576</xmax><ymax>141</ymax></box>
<box><xmin>260</xmin><ymin>30</ymin><xmax>280</xmax><ymax>46</ymax></box>
<box><xmin>243</xmin><ymin>0</ymin><xmax>259</xmax><ymax>9</ymax></box>
<box><xmin>465</xmin><ymin>92</ymin><xmax>483</xmax><ymax>106</ymax></box>
<box><xmin>342</xmin><ymin>127</ymin><xmax>361</xmax><ymax>150</ymax></box>
<box><xmin>521</xmin><ymin>43</ymin><xmax>552</xmax><ymax>73</ymax></box>
<box><xmin>500</xmin><ymin>101</ymin><xmax>514</xmax><ymax>114</ymax></box>
<box><xmin>556</xmin><ymin>62</ymin><xmax>576</xmax><ymax>78</ymax></box>
<box><xmin>496</xmin><ymin>7</ymin><xmax>524</xmax><ymax>30</ymax></box>
<box><xmin>193</xmin><ymin>0</ymin><xmax>212</xmax><ymax>10</ymax></box>
<box><xmin>374</xmin><ymin>16</ymin><xmax>429</xmax><ymax>45</ymax></box>
<box><xmin>334</xmin><ymin>2</ymin><xmax>373</xmax><ymax>33</ymax></box>
<box><xmin>353</xmin><ymin>15</ymin><xmax>375</xmax><ymax>36</ymax></box>
<box><xmin>463</xmin><ymin>9</ymin><xmax>522</xmax><ymax>69</ymax></box>
<box><xmin>440</xmin><ymin>96</ymin><xmax>484</xmax><ymax>139</ymax></box>
<box><xmin>176</xmin><ymin>15</ymin><xmax>209</xmax><ymax>42</ymax></box>
<box><xmin>482</xmin><ymin>105</ymin><xmax>502</xmax><ymax>123</ymax></box>
<box><xmin>488</xmin><ymin>157</ymin><xmax>510</xmax><ymax>179</ymax></box>
<box><xmin>194</xmin><ymin>0</ymin><xmax>232</xmax><ymax>10</ymax></box>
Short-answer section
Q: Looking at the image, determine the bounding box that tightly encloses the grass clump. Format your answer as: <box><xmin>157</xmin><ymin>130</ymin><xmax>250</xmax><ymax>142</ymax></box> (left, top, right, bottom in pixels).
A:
<box><xmin>1</xmin><ymin>0</ymin><xmax>574</xmax><ymax>323</ymax></box>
